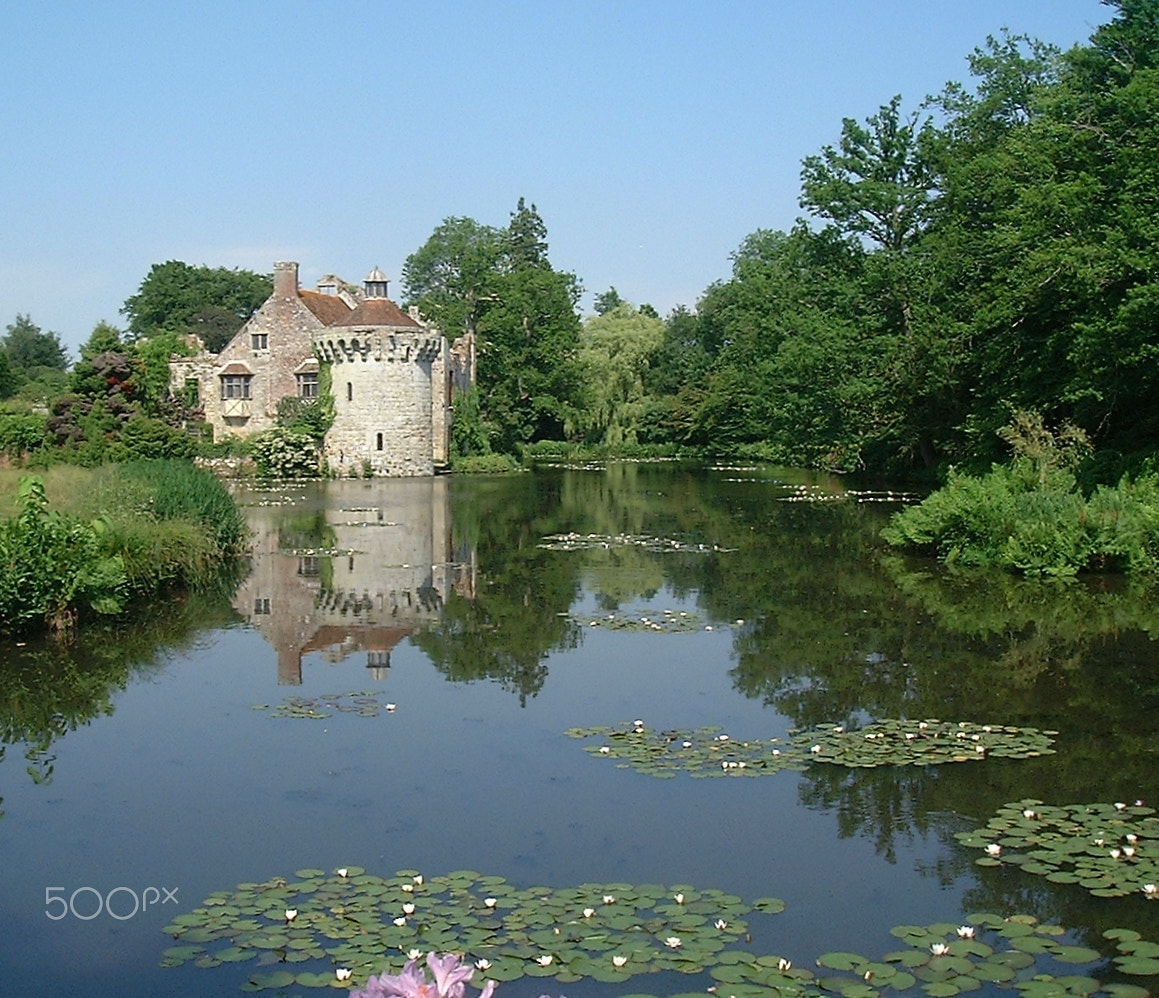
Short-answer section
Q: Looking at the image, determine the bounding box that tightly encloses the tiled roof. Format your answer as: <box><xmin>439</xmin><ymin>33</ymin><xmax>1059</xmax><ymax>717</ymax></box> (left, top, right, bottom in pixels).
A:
<box><xmin>333</xmin><ymin>298</ymin><xmax>422</xmax><ymax>329</ymax></box>
<box><xmin>300</xmin><ymin>289</ymin><xmax>354</xmax><ymax>325</ymax></box>
<box><xmin>219</xmin><ymin>361</ymin><xmax>253</xmax><ymax>375</ymax></box>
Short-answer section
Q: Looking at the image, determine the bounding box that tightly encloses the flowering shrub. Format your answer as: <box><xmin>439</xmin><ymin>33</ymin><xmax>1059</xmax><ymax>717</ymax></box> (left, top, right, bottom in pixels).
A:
<box><xmin>251</xmin><ymin>428</ymin><xmax>321</xmax><ymax>479</ymax></box>
<box><xmin>352</xmin><ymin>952</ymin><xmax>496</xmax><ymax>998</ymax></box>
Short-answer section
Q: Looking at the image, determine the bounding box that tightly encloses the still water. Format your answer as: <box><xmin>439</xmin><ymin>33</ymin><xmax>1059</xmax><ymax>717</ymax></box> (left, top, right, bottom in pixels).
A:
<box><xmin>2</xmin><ymin>463</ymin><xmax>1158</xmax><ymax>997</ymax></box>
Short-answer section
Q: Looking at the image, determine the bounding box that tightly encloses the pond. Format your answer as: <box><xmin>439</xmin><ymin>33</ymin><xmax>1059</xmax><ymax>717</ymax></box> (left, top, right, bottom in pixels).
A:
<box><xmin>2</xmin><ymin>462</ymin><xmax>1159</xmax><ymax>998</ymax></box>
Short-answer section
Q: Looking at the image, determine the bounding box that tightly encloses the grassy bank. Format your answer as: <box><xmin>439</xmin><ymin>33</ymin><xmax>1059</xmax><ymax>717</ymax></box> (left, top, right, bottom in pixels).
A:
<box><xmin>0</xmin><ymin>460</ymin><xmax>249</xmax><ymax>634</ymax></box>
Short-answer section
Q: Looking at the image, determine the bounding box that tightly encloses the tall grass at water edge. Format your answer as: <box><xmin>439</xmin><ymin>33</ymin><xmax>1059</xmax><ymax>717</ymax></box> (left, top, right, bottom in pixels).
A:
<box><xmin>0</xmin><ymin>460</ymin><xmax>249</xmax><ymax>632</ymax></box>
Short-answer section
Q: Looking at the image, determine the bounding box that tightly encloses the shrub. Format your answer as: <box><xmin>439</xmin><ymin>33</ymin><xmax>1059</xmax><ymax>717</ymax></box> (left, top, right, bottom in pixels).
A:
<box><xmin>0</xmin><ymin>476</ymin><xmax>126</xmax><ymax>632</ymax></box>
<box><xmin>251</xmin><ymin>429</ymin><xmax>321</xmax><ymax>479</ymax></box>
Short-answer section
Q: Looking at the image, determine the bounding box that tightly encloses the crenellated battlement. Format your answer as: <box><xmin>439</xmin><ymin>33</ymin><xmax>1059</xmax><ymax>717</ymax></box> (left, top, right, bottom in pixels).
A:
<box><xmin>314</xmin><ymin>332</ymin><xmax>442</xmax><ymax>364</ymax></box>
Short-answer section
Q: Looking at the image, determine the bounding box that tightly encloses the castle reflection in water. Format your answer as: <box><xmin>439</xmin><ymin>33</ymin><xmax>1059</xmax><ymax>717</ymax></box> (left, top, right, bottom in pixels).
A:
<box><xmin>232</xmin><ymin>477</ymin><xmax>475</xmax><ymax>684</ymax></box>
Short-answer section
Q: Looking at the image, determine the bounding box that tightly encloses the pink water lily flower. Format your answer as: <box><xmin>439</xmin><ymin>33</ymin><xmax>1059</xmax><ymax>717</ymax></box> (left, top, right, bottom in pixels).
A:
<box><xmin>351</xmin><ymin>953</ymin><xmax>496</xmax><ymax>998</ymax></box>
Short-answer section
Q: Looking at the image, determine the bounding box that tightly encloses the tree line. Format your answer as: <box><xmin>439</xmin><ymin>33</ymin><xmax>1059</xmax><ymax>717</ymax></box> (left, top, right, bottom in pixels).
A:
<box><xmin>3</xmin><ymin>1</ymin><xmax>1156</xmax><ymax>480</ymax></box>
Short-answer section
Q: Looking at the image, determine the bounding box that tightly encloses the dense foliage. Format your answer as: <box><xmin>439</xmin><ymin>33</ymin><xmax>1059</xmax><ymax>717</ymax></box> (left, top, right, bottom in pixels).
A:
<box><xmin>0</xmin><ymin>461</ymin><xmax>248</xmax><ymax>634</ymax></box>
<box><xmin>403</xmin><ymin>199</ymin><xmax>584</xmax><ymax>455</ymax></box>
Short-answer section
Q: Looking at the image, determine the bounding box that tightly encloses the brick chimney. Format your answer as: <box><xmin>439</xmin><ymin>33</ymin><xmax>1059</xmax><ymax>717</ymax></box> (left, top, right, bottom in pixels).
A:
<box><xmin>274</xmin><ymin>261</ymin><xmax>299</xmax><ymax>299</ymax></box>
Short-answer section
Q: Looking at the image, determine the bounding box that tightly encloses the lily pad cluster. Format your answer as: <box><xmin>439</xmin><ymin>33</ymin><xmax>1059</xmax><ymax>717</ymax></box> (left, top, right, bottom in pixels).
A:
<box><xmin>160</xmin><ymin>868</ymin><xmax>782</xmax><ymax>990</ymax></box>
<box><xmin>956</xmin><ymin>798</ymin><xmax>1159</xmax><ymax>898</ymax></box>
<box><xmin>539</xmin><ymin>532</ymin><xmax>736</xmax><ymax>553</ymax></box>
<box><xmin>702</xmin><ymin>914</ymin><xmax>1156</xmax><ymax>998</ymax></box>
<box><xmin>565</xmin><ymin>720</ymin><xmax>1056</xmax><ymax>779</ymax></box>
<box><xmin>250</xmin><ymin>691</ymin><xmax>395</xmax><ymax>720</ymax></box>
<box><xmin>573</xmin><ymin>609</ymin><xmax>719</xmax><ymax>633</ymax></box>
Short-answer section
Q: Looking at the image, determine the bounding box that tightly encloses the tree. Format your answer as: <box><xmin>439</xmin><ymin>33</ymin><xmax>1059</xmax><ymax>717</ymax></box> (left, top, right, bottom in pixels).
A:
<box><xmin>403</xmin><ymin>200</ymin><xmax>584</xmax><ymax>452</ymax></box>
<box><xmin>593</xmin><ymin>287</ymin><xmax>625</xmax><ymax>315</ymax></box>
<box><xmin>2</xmin><ymin>314</ymin><xmax>68</xmax><ymax>373</ymax></box>
<box><xmin>577</xmin><ymin>303</ymin><xmax>665</xmax><ymax>445</ymax></box>
<box><xmin>402</xmin><ymin>217</ymin><xmax>504</xmax><ymax>339</ymax></box>
<box><xmin>800</xmin><ymin>95</ymin><xmax>941</xmax><ymax>253</ymax></box>
<box><xmin>120</xmin><ymin>261</ymin><xmax>271</xmax><ymax>350</ymax></box>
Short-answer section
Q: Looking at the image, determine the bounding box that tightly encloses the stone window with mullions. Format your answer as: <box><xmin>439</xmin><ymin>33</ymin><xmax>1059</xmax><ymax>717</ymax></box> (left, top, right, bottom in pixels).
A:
<box><xmin>220</xmin><ymin>375</ymin><xmax>252</xmax><ymax>399</ymax></box>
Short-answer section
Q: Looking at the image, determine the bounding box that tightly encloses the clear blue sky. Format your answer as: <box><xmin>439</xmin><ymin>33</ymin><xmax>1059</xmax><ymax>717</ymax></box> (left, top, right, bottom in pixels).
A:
<box><xmin>0</xmin><ymin>0</ymin><xmax>1110</xmax><ymax>354</ymax></box>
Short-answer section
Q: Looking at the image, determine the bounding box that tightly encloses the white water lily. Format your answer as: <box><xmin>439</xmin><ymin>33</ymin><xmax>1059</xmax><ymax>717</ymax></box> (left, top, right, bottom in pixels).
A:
<box><xmin>664</xmin><ymin>936</ymin><xmax>682</xmax><ymax>949</ymax></box>
<box><xmin>475</xmin><ymin>959</ymin><xmax>492</xmax><ymax>971</ymax></box>
<box><xmin>1022</xmin><ymin>809</ymin><xmax>1038</xmax><ymax>819</ymax></box>
<box><xmin>603</xmin><ymin>895</ymin><xmax>615</xmax><ymax>904</ymax></box>
<box><xmin>777</xmin><ymin>958</ymin><xmax>792</xmax><ymax>972</ymax></box>
<box><xmin>413</xmin><ymin>875</ymin><xmax>423</xmax><ymax>885</ymax></box>
<box><xmin>1124</xmin><ymin>846</ymin><xmax>1137</xmax><ymax>858</ymax></box>
<box><xmin>957</xmin><ymin>925</ymin><xmax>975</xmax><ymax>938</ymax></box>
<box><xmin>930</xmin><ymin>943</ymin><xmax>950</xmax><ymax>956</ymax></box>
<box><xmin>402</xmin><ymin>902</ymin><xmax>416</xmax><ymax>914</ymax></box>
<box><xmin>612</xmin><ymin>955</ymin><xmax>628</xmax><ymax>967</ymax></box>
<box><xmin>810</xmin><ymin>745</ymin><xmax>822</xmax><ymax>754</ymax></box>
<box><xmin>583</xmin><ymin>907</ymin><xmax>595</xmax><ymax>918</ymax></box>
<box><xmin>336</xmin><ymin>868</ymin><xmax>348</xmax><ymax>878</ymax></box>
<box><xmin>335</xmin><ymin>968</ymin><xmax>352</xmax><ymax>981</ymax></box>
<box><xmin>705</xmin><ymin>625</ymin><xmax>713</xmax><ymax>631</ymax></box>
<box><xmin>284</xmin><ymin>909</ymin><xmax>298</xmax><ymax>922</ymax></box>
<box><xmin>393</xmin><ymin>916</ymin><xmax>407</xmax><ymax>927</ymax></box>
<box><xmin>717</xmin><ymin>734</ymin><xmax>729</xmax><ymax>742</ymax></box>
<box><xmin>483</xmin><ymin>897</ymin><xmax>497</xmax><ymax>908</ymax></box>
<box><xmin>386</xmin><ymin>703</ymin><xmax>397</xmax><ymax>712</ymax></box>
<box><xmin>1143</xmin><ymin>884</ymin><xmax>1158</xmax><ymax>898</ymax></box>
<box><xmin>536</xmin><ymin>955</ymin><xmax>553</xmax><ymax>966</ymax></box>
<box><xmin>402</xmin><ymin>883</ymin><xmax>414</xmax><ymax>892</ymax></box>
<box><xmin>674</xmin><ymin>893</ymin><xmax>685</xmax><ymax>904</ymax></box>
<box><xmin>1111</xmin><ymin>848</ymin><xmax>1123</xmax><ymax>859</ymax></box>
<box><xmin>1127</xmin><ymin>834</ymin><xmax>1139</xmax><ymax>844</ymax></box>
<box><xmin>682</xmin><ymin>741</ymin><xmax>693</xmax><ymax>749</ymax></box>
<box><xmin>985</xmin><ymin>843</ymin><xmax>1002</xmax><ymax>857</ymax></box>
<box><xmin>1115</xmin><ymin>802</ymin><xmax>1128</xmax><ymax>811</ymax></box>
<box><xmin>599</xmin><ymin>746</ymin><xmax>611</xmax><ymax>755</ymax></box>
<box><xmin>715</xmin><ymin>919</ymin><xmax>728</xmax><ymax>929</ymax></box>
<box><xmin>633</xmin><ymin>719</ymin><xmax>644</xmax><ymax>727</ymax></box>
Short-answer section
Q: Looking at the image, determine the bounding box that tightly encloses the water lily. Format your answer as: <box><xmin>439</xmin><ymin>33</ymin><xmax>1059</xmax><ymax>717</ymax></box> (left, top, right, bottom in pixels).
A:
<box><xmin>403</xmin><ymin>902</ymin><xmax>416</xmax><ymax>914</ymax></box>
<box><xmin>483</xmin><ymin>897</ymin><xmax>497</xmax><ymax>908</ymax></box>
<box><xmin>1125</xmin><ymin>846</ymin><xmax>1137</xmax><ymax>858</ymax></box>
<box><xmin>336</xmin><ymin>968</ymin><xmax>353</xmax><ymax>981</ymax></box>
<box><xmin>351</xmin><ymin>952</ymin><xmax>494</xmax><ymax>998</ymax></box>
<box><xmin>535</xmin><ymin>955</ymin><xmax>553</xmax><ymax>966</ymax></box>
<box><xmin>599</xmin><ymin>746</ymin><xmax>611</xmax><ymax>755</ymax></box>
<box><xmin>1022</xmin><ymin>809</ymin><xmax>1038</xmax><ymax>819</ymax></box>
<box><xmin>1111</xmin><ymin>848</ymin><xmax>1123</xmax><ymax>859</ymax></box>
<box><xmin>414</xmin><ymin>876</ymin><xmax>424</xmax><ymax>885</ymax></box>
<box><xmin>408</xmin><ymin>949</ymin><xmax>424</xmax><ymax>961</ymax></box>
<box><xmin>386</xmin><ymin>703</ymin><xmax>397</xmax><ymax>712</ymax></box>
<box><xmin>664</xmin><ymin>936</ymin><xmax>682</xmax><ymax>949</ymax></box>
<box><xmin>393</xmin><ymin>916</ymin><xmax>408</xmax><ymax>927</ymax></box>
<box><xmin>674</xmin><ymin>892</ymin><xmax>685</xmax><ymax>904</ymax></box>
<box><xmin>633</xmin><ymin>719</ymin><xmax>644</xmax><ymax>727</ymax></box>
<box><xmin>1143</xmin><ymin>884</ymin><xmax>1158</xmax><ymax>898</ymax></box>
<box><xmin>715</xmin><ymin>919</ymin><xmax>728</xmax><ymax>929</ymax></box>
<box><xmin>285</xmin><ymin>908</ymin><xmax>298</xmax><ymax>922</ymax></box>
<box><xmin>602</xmin><ymin>895</ymin><xmax>615</xmax><ymax>904</ymax></box>
<box><xmin>337</xmin><ymin>868</ymin><xmax>349</xmax><ymax>878</ymax></box>
<box><xmin>474</xmin><ymin>959</ymin><xmax>491</xmax><ymax>971</ymax></box>
<box><xmin>582</xmin><ymin>907</ymin><xmax>595</xmax><ymax>918</ymax></box>
<box><xmin>1126</xmin><ymin>833</ymin><xmax>1139</xmax><ymax>844</ymax></box>
<box><xmin>985</xmin><ymin>843</ymin><xmax>1002</xmax><ymax>857</ymax></box>
<box><xmin>1115</xmin><ymin>802</ymin><xmax>1128</xmax><ymax>811</ymax></box>
<box><xmin>957</xmin><ymin>925</ymin><xmax>975</xmax><ymax>938</ymax></box>
<box><xmin>777</xmin><ymin>958</ymin><xmax>792</xmax><ymax>972</ymax></box>
<box><xmin>717</xmin><ymin>734</ymin><xmax>729</xmax><ymax>742</ymax></box>
<box><xmin>682</xmin><ymin>741</ymin><xmax>693</xmax><ymax>749</ymax></box>
<box><xmin>810</xmin><ymin>745</ymin><xmax>822</xmax><ymax>754</ymax></box>
<box><xmin>612</xmin><ymin>955</ymin><xmax>628</xmax><ymax>967</ymax></box>
<box><xmin>930</xmin><ymin>943</ymin><xmax>950</xmax><ymax>956</ymax></box>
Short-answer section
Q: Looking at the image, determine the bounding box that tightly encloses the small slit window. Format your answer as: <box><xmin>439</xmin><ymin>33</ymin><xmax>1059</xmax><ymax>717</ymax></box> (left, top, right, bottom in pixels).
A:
<box><xmin>376</xmin><ymin>432</ymin><xmax>384</xmax><ymax>451</ymax></box>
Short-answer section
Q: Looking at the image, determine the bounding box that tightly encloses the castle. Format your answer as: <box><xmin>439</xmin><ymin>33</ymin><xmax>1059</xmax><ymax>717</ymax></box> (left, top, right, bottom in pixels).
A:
<box><xmin>169</xmin><ymin>262</ymin><xmax>473</xmax><ymax>476</ymax></box>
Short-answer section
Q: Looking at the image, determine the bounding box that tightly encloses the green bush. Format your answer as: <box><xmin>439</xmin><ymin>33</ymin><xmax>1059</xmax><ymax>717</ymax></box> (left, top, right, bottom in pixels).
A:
<box><xmin>251</xmin><ymin>429</ymin><xmax>321</xmax><ymax>479</ymax></box>
<box><xmin>0</xmin><ymin>477</ymin><xmax>126</xmax><ymax>632</ymax></box>
<box><xmin>451</xmin><ymin>453</ymin><xmax>521</xmax><ymax>474</ymax></box>
<box><xmin>883</xmin><ymin>466</ymin><xmax>1159</xmax><ymax>576</ymax></box>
